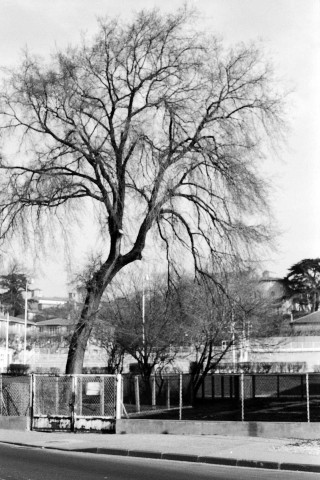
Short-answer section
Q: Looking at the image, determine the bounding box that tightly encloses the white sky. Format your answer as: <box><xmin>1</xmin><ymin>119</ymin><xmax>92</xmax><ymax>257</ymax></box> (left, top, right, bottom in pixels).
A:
<box><xmin>0</xmin><ymin>0</ymin><xmax>319</xmax><ymax>295</ymax></box>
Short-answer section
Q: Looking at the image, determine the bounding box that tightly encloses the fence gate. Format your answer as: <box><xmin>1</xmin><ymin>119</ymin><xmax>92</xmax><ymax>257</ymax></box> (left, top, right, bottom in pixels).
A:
<box><xmin>32</xmin><ymin>374</ymin><xmax>118</xmax><ymax>432</ymax></box>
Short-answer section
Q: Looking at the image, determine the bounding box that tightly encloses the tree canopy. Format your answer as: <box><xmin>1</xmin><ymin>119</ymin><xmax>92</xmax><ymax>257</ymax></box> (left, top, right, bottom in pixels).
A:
<box><xmin>0</xmin><ymin>9</ymin><xmax>285</xmax><ymax>373</ymax></box>
<box><xmin>285</xmin><ymin>258</ymin><xmax>320</xmax><ymax>313</ymax></box>
<box><xmin>0</xmin><ymin>262</ymin><xmax>28</xmax><ymax>316</ymax></box>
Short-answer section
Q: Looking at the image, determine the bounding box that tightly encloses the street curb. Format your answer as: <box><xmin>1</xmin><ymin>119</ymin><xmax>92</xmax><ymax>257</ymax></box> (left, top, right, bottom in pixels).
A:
<box><xmin>1</xmin><ymin>441</ymin><xmax>320</xmax><ymax>473</ymax></box>
<box><xmin>72</xmin><ymin>447</ymin><xmax>320</xmax><ymax>472</ymax></box>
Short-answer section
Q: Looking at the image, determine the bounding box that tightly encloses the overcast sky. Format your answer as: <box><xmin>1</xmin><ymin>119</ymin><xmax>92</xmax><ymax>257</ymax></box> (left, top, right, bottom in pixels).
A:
<box><xmin>0</xmin><ymin>0</ymin><xmax>319</xmax><ymax>296</ymax></box>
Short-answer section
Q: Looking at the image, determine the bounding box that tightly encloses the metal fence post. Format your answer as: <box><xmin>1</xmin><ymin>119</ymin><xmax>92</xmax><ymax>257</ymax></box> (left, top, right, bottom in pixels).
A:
<box><xmin>179</xmin><ymin>374</ymin><xmax>182</xmax><ymax>420</ymax></box>
<box><xmin>152</xmin><ymin>376</ymin><xmax>156</xmax><ymax>408</ymax></box>
<box><xmin>252</xmin><ymin>375</ymin><xmax>256</xmax><ymax>399</ymax></box>
<box><xmin>211</xmin><ymin>375</ymin><xmax>214</xmax><ymax>400</ymax></box>
<box><xmin>134</xmin><ymin>376</ymin><xmax>140</xmax><ymax>413</ymax></box>
<box><xmin>28</xmin><ymin>374</ymin><xmax>34</xmax><ymax>431</ymax></box>
<box><xmin>115</xmin><ymin>374</ymin><xmax>123</xmax><ymax>420</ymax></box>
<box><xmin>100</xmin><ymin>376</ymin><xmax>105</xmax><ymax>416</ymax></box>
<box><xmin>167</xmin><ymin>377</ymin><xmax>171</xmax><ymax>409</ymax></box>
<box><xmin>55</xmin><ymin>377</ymin><xmax>59</xmax><ymax>415</ymax></box>
<box><xmin>241</xmin><ymin>373</ymin><xmax>244</xmax><ymax>422</ymax></box>
<box><xmin>70</xmin><ymin>375</ymin><xmax>77</xmax><ymax>432</ymax></box>
<box><xmin>306</xmin><ymin>373</ymin><xmax>310</xmax><ymax>423</ymax></box>
<box><xmin>78</xmin><ymin>376</ymin><xmax>82</xmax><ymax>416</ymax></box>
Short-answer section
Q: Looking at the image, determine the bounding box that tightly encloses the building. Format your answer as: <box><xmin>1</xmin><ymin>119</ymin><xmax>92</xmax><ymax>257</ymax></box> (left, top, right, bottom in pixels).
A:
<box><xmin>34</xmin><ymin>317</ymin><xmax>74</xmax><ymax>337</ymax></box>
<box><xmin>290</xmin><ymin>310</ymin><xmax>320</xmax><ymax>334</ymax></box>
<box><xmin>0</xmin><ymin>315</ymin><xmax>36</xmax><ymax>339</ymax></box>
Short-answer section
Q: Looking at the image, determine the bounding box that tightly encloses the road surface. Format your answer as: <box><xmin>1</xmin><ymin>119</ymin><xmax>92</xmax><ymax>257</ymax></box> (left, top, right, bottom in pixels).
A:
<box><xmin>0</xmin><ymin>443</ymin><xmax>318</xmax><ymax>480</ymax></box>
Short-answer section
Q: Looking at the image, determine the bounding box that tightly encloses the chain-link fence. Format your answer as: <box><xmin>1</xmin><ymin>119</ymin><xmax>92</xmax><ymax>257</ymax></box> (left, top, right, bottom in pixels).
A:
<box><xmin>33</xmin><ymin>374</ymin><xmax>73</xmax><ymax>416</ymax></box>
<box><xmin>122</xmin><ymin>374</ymin><xmax>192</xmax><ymax>419</ymax></box>
<box><xmin>75</xmin><ymin>375</ymin><xmax>116</xmax><ymax>417</ymax></box>
<box><xmin>33</xmin><ymin>374</ymin><xmax>117</xmax><ymax>419</ymax></box>
<box><xmin>120</xmin><ymin>373</ymin><xmax>320</xmax><ymax>422</ymax></box>
<box><xmin>194</xmin><ymin>373</ymin><xmax>320</xmax><ymax>422</ymax></box>
<box><xmin>2</xmin><ymin>372</ymin><xmax>320</xmax><ymax>424</ymax></box>
<box><xmin>0</xmin><ymin>375</ymin><xmax>30</xmax><ymax>416</ymax></box>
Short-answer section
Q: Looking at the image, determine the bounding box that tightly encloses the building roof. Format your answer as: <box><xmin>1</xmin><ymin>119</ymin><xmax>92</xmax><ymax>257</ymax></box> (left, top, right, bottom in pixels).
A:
<box><xmin>292</xmin><ymin>310</ymin><xmax>320</xmax><ymax>324</ymax></box>
<box><xmin>0</xmin><ymin>315</ymin><xmax>36</xmax><ymax>326</ymax></box>
<box><xmin>36</xmin><ymin>317</ymin><xmax>74</xmax><ymax>326</ymax></box>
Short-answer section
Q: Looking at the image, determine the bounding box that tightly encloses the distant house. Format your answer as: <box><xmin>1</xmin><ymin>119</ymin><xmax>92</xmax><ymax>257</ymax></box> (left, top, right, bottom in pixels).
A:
<box><xmin>0</xmin><ymin>315</ymin><xmax>36</xmax><ymax>339</ymax></box>
<box><xmin>36</xmin><ymin>297</ymin><xmax>69</xmax><ymax>310</ymax></box>
<box><xmin>290</xmin><ymin>310</ymin><xmax>320</xmax><ymax>334</ymax></box>
<box><xmin>35</xmin><ymin>317</ymin><xmax>75</xmax><ymax>337</ymax></box>
<box><xmin>0</xmin><ymin>346</ymin><xmax>14</xmax><ymax>371</ymax></box>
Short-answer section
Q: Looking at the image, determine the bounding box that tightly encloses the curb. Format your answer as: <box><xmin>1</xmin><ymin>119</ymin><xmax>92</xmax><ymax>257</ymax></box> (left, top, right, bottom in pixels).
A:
<box><xmin>72</xmin><ymin>447</ymin><xmax>320</xmax><ymax>472</ymax></box>
<box><xmin>1</xmin><ymin>441</ymin><xmax>320</xmax><ymax>473</ymax></box>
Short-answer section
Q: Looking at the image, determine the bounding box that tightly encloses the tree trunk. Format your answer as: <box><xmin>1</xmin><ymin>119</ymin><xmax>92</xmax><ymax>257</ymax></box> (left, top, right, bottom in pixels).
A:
<box><xmin>65</xmin><ymin>287</ymin><xmax>104</xmax><ymax>374</ymax></box>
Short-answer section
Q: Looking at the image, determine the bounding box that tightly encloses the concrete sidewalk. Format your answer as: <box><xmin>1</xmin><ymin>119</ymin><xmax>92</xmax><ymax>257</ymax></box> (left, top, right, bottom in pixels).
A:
<box><xmin>0</xmin><ymin>430</ymin><xmax>320</xmax><ymax>473</ymax></box>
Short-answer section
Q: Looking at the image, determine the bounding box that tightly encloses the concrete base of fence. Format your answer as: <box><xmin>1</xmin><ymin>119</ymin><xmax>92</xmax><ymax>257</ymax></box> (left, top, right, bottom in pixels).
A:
<box><xmin>116</xmin><ymin>419</ymin><xmax>320</xmax><ymax>439</ymax></box>
<box><xmin>0</xmin><ymin>416</ymin><xmax>29</xmax><ymax>431</ymax></box>
<box><xmin>32</xmin><ymin>416</ymin><xmax>115</xmax><ymax>433</ymax></box>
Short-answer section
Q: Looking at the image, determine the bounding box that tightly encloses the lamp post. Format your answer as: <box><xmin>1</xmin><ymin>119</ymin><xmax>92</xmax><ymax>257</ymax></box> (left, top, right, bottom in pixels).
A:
<box><xmin>231</xmin><ymin>309</ymin><xmax>236</xmax><ymax>372</ymax></box>
<box><xmin>141</xmin><ymin>274</ymin><xmax>149</xmax><ymax>358</ymax></box>
<box><xmin>5</xmin><ymin>312</ymin><xmax>9</xmax><ymax>371</ymax></box>
<box><xmin>23</xmin><ymin>279</ymin><xmax>33</xmax><ymax>365</ymax></box>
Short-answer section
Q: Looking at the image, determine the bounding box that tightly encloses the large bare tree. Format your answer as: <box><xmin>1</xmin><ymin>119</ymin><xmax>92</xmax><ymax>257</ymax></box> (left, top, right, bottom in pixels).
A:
<box><xmin>0</xmin><ymin>9</ymin><xmax>284</xmax><ymax>373</ymax></box>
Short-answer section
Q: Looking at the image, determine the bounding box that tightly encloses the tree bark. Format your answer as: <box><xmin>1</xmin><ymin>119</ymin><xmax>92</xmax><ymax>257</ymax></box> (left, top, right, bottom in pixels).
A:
<box><xmin>66</xmin><ymin>288</ymin><xmax>104</xmax><ymax>374</ymax></box>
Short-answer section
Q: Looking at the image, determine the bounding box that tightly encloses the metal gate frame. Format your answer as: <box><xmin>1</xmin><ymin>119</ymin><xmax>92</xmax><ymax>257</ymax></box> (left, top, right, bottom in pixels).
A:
<box><xmin>31</xmin><ymin>373</ymin><xmax>122</xmax><ymax>432</ymax></box>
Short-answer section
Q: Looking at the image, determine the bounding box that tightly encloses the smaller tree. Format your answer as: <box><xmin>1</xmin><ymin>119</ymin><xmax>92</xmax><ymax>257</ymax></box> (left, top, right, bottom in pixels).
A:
<box><xmin>91</xmin><ymin>313</ymin><xmax>126</xmax><ymax>374</ymax></box>
<box><xmin>177</xmin><ymin>269</ymin><xmax>275</xmax><ymax>397</ymax></box>
<box><xmin>0</xmin><ymin>262</ymin><xmax>28</xmax><ymax>316</ymax></box>
<box><xmin>90</xmin><ymin>273</ymin><xmax>185</xmax><ymax>383</ymax></box>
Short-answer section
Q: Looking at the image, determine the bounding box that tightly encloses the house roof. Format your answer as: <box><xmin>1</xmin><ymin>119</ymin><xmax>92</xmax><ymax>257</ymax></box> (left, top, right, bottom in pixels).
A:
<box><xmin>0</xmin><ymin>315</ymin><xmax>36</xmax><ymax>326</ymax></box>
<box><xmin>36</xmin><ymin>317</ymin><xmax>74</xmax><ymax>326</ymax></box>
<box><xmin>292</xmin><ymin>310</ymin><xmax>320</xmax><ymax>324</ymax></box>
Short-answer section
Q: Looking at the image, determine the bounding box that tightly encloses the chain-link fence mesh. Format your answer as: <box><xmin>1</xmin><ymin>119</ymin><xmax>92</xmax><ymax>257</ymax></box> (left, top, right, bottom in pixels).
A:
<box><xmin>0</xmin><ymin>375</ymin><xmax>30</xmax><ymax>416</ymax></box>
<box><xmin>120</xmin><ymin>373</ymin><xmax>320</xmax><ymax>422</ymax></box>
<box><xmin>307</xmin><ymin>373</ymin><xmax>320</xmax><ymax>422</ymax></box>
<box><xmin>2</xmin><ymin>372</ymin><xmax>320</xmax><ymax>422</ymax></box>
<box><xmin>75</xmin><ymin>375</ymin><xmax>116</xmax><ymax>417</ymax></box>
<box><xmin>33</xmin><ymin>375</ymin><xmax>72</xmax><ymax>416</ymax></box>
<box><xmin>122</xmin><ymin>374</ymin><xmax>191</xmax><ymax>418</ymax></box>
<box><xmin>33</xmin><ymin>374</ymin><xmax>117</xmax><ymax>418</ymax></box>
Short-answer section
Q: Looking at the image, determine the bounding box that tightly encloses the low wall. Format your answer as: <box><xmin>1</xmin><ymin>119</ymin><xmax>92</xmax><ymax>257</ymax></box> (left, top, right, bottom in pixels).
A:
<box><xmin>32</xmin><ymin>415</ymin><xmax>115</xmax><ymax>433</ymax></box>
<box><xmin>116</xmin><ymin>419</ymin><xmax>320</xmax><ymax>439</ymax></box>
<box><xmin>0</xmin><ymin>416</ymin><xmax>29</xmax><ymax>431</ymax></box>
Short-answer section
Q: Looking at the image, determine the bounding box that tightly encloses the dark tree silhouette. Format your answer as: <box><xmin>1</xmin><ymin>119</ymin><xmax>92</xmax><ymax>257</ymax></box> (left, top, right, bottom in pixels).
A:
<box><xmin>285</xmin><ymin>258</ymin><xmax>320</xmax><ymax>313</ymax></box>
<box><xmin>0</xmin><ymin>262</ymin><xmax>28</xmax><ymax>316</ymax></box>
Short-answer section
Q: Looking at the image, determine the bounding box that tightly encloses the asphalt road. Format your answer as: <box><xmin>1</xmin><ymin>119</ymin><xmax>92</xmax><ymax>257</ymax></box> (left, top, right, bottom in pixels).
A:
<box><xmin>0</xmin><ymin>443</ymin><xmax>318</xmax><ymax>480</ymax></box>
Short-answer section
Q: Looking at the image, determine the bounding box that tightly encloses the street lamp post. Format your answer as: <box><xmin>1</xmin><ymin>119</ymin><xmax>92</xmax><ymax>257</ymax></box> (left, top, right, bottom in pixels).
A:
<box><xmin>141</xmin><ymin>274</ymin><xmax>149</xmax><ymax>358</ymax></box>
<box><xmin>23</xmin><ymin>279</ymin><xmax>33</xmax><ymax>365</ymax></box>
<box><xmin>5</xmin><ymin>312</ymin><xmax>9</xmax><ymax>371</ymax></box>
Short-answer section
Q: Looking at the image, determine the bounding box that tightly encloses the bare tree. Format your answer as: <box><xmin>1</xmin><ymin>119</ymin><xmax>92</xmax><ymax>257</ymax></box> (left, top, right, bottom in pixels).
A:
<box><xmin>94</xmin><ymin>274</ymin><xmax>184</xmax><ymax>381</ymax></box>
<box><xmin>0</xmin><ymin>9</ymin><xmax>284</xmax><ymax>373</ymax></box>
<box><xmin>178</xmin><ymin>269</ymin><xmax>277</xmax><ymax>396</ymax></box>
